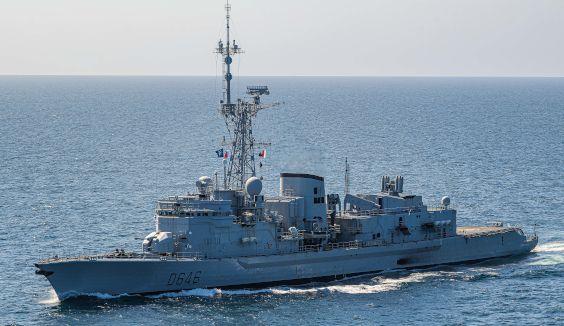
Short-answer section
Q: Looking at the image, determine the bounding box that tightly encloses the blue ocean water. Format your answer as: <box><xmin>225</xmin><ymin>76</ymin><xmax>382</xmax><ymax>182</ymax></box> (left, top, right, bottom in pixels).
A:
<box><xmin>0</xmin><ymin>76</ymin><xmax>562</xmax><ymax>325</ymax></box>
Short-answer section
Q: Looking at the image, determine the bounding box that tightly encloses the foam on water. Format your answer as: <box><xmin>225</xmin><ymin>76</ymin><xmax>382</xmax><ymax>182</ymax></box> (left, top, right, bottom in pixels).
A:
<box><xmin>147</xmin><ymin>288</ymin><xmax>220</xmax><ymax>299</ymax></box>
<box><xmin>149</xmin><ymin>271</ymin><xmax>450</xmax><ymax>299</ymax></box>
<box><xmin>533</xmin><ymin>241</ymin><xmax>564</xmax><ymax>253</ymax></box>
<box><xmin>273</xmin><ymin>272</ymin><xmax>443</xmax><ymax>295</ymax></box>
<box><xmin>144</xmin><ymin>288</ymin><xmax>277</xmax><ymax>299</ymax></box>
<box><xmin>461</xmin><ymin>270</ymin><xmax>499</xmax><ymax>281</ymax></box>
<box><xmin>529</xmin><ymin>241</ymin><xmax>564</xmax><ymax>266</ymax></box>
<box><xmin>40</xmin><ymin>290</ymin><xmax>142</xmax><ymax>302</ymax></box>
<box><xmin>529</xmin><ymin>256</ymin><xmax>564</xmax><ymax>266</ymax></box>
<box><xmin>38</xmin><ymin>289</ymin><xmax>60</xmax><ymax>305</ymax></box>
<box><xmin>84</xmin><ymin>292</ymin><xmax>133</xmax><ymax>299</ymax></box>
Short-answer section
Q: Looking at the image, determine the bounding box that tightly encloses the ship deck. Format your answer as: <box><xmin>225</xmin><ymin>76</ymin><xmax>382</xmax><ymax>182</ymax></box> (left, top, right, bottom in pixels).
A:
<box><xmin>457</xmin><ymin>226</ymin><xmax>523</xmax><ymax>238</ymax></box>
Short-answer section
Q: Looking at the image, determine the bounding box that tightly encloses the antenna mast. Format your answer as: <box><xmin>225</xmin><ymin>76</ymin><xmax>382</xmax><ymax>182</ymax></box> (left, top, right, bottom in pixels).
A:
<box><xmin>344</xmin><ymin>157</ymin><xmax>350</xmax><ymax>195</ymax></box>
<box><xmin>215</xmin><ymin>1</ymin><xmax>275</xmax><ymax>190</ymax></box>
<box><xmin>216</xmin><ymin>0</ymin><xmax>241</xmax><ymax>105</ymax></box>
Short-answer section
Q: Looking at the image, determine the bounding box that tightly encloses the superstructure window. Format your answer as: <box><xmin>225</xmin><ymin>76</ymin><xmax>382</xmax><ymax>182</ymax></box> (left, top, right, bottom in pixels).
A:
<box><xmin>313</xmin><ymin>197</ymin><xmax>325</xmax><ymax>204</ymax></box>
<box><xmin>314</xmin><ymin>187</ymin><xmax>318</xmax><ymax>195</ymax></box>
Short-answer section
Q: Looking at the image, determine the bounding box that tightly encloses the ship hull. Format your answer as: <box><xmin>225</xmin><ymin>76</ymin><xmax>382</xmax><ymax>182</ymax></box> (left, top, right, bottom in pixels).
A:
<box><xmin>36</xmin><ymin>229</ymin><xmax>537</xmax><ymax>300</ymax></box>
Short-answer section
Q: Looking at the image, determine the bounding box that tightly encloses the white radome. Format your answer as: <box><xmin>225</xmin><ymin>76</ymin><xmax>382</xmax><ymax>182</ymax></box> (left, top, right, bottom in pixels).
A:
<box><xmin>196</xmin><ymin>176</ymin><xmax>212</xmax><ymax>187</ymax></box>
<box><xmin>440</xmin><ymin>196</ymin><xmax>451</xmax><ymax>207</ymax></box>
<box><xmin>245</xmin><ymin>176</ymin><xmax>262</xmax><ymax>196</ymax></box>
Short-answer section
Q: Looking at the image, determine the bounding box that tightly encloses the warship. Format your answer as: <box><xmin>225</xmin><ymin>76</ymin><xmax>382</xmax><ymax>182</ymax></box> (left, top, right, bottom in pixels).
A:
<box><xmin>36</xmin><ymin>2</ymin><xmax>538</xmax><ymax>300</ymax></box>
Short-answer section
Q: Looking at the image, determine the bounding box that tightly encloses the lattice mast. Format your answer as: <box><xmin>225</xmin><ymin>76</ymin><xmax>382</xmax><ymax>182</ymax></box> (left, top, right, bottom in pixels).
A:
<box><xmin>215</xmin><ymin>1</ymin><xmax>273</xmax><ymax>190</ymax></box>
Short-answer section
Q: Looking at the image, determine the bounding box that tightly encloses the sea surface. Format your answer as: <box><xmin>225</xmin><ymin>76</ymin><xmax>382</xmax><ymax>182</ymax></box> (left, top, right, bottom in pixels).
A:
<box><xmin>0</xmin><ymin>76</ymin><xmax>562</xmax><ymax>325</ymax></box>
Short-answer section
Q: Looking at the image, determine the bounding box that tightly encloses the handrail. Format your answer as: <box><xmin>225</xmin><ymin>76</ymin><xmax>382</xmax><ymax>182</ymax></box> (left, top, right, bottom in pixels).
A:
<box><xmin>345</xmin><ymin>206</ymin><xmax>426</xmax><ymax>217</ymax></box>
<box><xmin>41</xmin><ymin>250</ymin><xmax>204</xmax><ymax>263</ymax></box>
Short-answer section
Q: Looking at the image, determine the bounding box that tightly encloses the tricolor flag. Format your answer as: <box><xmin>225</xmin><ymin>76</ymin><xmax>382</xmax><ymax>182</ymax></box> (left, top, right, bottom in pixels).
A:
<box><xmin>259</xmin><ymin>149</ymin><xmax>267</xmax><ymax>158</ymax></box>
<box><xmin>223</xmin><ymin>150</ymin><xmax>230</xmax><ymax>160</ymax></box>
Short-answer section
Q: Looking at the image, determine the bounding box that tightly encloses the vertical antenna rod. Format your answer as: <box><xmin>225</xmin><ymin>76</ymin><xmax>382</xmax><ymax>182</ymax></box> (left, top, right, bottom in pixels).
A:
<box><xmin>216</xmin><ymin>0</ymin><xmax>241</xmax><ymax>106</ymax></box>
<box><xmin>225</xmin><ymin>0</ymin><xmax>232</xmax><ymax>104</ymax></box>
<box><xmin>344</xmin><ymin>157</ymin><xmax>350</xmax><ymax>196</ymax></box>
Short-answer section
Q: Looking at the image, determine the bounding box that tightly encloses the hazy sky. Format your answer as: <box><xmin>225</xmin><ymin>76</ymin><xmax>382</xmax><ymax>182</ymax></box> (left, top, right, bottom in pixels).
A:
<box><xmin>1</xmin><ymin>0</ymin><xmax>563</xmax><ymax>76</ymax></box>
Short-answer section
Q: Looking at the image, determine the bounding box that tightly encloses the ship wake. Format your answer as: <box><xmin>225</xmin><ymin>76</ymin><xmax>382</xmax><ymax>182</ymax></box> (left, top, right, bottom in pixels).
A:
<box><xmin>149</xmin><ymin>270</ymin><xmax>470</xmax><ymax>298</ymax></box>
<box><xmin>529</xmin><ymin>241</ymin><xmax>564</xmax><ymax>266</ymax></box>
<box><xmin>41</xmin><ymin>264</ymin><xmax>526</xmax><ymax>303</ymax></box>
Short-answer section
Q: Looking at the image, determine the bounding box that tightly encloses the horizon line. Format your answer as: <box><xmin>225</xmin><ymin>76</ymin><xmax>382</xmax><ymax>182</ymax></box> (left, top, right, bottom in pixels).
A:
<box><xmin>1</xmin><ymin>74</ymin><xmax>563</xmax><ymax>78</ymax></box>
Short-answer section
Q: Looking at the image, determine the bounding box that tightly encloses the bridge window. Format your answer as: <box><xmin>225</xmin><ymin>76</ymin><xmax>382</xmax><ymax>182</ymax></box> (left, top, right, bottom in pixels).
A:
<box><xmin>314</xmin><ymin>187</ymin><xmax>318</xmax><ymax>195</ymax></box>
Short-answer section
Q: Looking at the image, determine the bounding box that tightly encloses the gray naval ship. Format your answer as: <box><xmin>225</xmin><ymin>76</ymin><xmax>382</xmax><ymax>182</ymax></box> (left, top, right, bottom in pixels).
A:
<box><xmin>36</xmin><ymin>2</ymin><xmax>538</xmax><ymax>300</ymax></box>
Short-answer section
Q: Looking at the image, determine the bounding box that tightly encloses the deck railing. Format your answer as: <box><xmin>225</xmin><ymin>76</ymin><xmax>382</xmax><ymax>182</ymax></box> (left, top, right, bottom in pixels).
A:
<box><xmin>41</xmin><ymin>250</ymin><xmax>204</xmax><ymax>263</ymax></box>
<box><xmin>346</xmin><ymin>206</ymin><xmax>426</xmax><ymax>217</ymax></box>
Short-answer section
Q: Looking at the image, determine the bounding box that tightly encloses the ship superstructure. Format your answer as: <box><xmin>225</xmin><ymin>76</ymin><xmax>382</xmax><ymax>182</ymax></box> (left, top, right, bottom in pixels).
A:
<box><xmin>35</xmin><ymin>2</ymin><xmax>538</xmax><ymax>300</ymax></box>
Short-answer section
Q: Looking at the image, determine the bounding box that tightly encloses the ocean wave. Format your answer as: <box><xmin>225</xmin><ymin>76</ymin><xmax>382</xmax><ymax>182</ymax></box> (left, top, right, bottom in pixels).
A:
<box><xmin>146</xmin><ymin>288</ymin><xmax>274</xmax><ymax>299</ymax></box>
<box><xmin>39</xmin><ymin>289</ymin><xmax>134</xmax><ymax>304</ymax></box>
<box><xmin>147</xmin><ymin>288</ymin><xmax>221</xmax><ymax>298</ymax></box>
<box><xmin>529</xmin><ymin>255</ymin><xmax>564</xmax><ymax>266</ymax></box>
<box><xmin>530</xmin><ymin>241</ymin><xmax>564</xmax><ymax>266</ymax></box>
<box><xmin>38</xmin><ymin>289</ymin><xmax>61</xmax><ymax>305</ymax></box>
<box><xmin>64</xmin><ymin>292</ymin><xmax>135</xmax><ymax>301</ymax></box>
<box><xmin>533</xmin><ymin>241</ymin><xmax>564</xmax><ymax>253</ymax></box>
<box><xmin>461</xmin><ymin>270</ymin><xmax>499</xmax><ymax>282</ymax></box>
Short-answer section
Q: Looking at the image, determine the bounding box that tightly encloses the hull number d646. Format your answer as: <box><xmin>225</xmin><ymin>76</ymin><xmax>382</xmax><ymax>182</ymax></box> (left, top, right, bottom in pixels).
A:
<box><xmin>167</xmin><ymin>271</ymin><xmax>202</xmax><ymax>286</ymax></box>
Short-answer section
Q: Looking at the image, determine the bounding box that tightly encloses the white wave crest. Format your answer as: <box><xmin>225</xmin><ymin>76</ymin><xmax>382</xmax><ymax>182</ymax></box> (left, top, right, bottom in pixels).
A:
<box><xmin>147</xmin><ymin>288</ymin><xmax>275</xmax><ymax>299</ymax></box>
<box><xmin>272</xmin><ymin>271</ymin><xmax>443</xmax><ymax>295</ymax></box>
<box><xmin>529</xmin><ymin>241</ymin><xmax>564</xmax><ymax>266</ymax></box>
<box><xmin>141</xmin><ymin>271</ymin><xmax>445</xmax><ymax>299</ymax></box>
<box><xmin>38</xmin><ymin>289</ymin><xmax>60</xmax><ymax>305</ymax></box>
<box><xmin>529</xmin><ymin>256</ymin><xmax>564</xmax><ymax>266</ymax></box>
<box><xmin>220</xmin><ymin>288</ymin><xmax>274</xmax><ymax>295</ymax></box>
<box><xmin>147</xmin><ymin>288</ymin><xmax>220</xmax><ymax>298</ymax></box>
<box><xmin>51</xmin><ymin>291</ymin><xmax>136</xmax><ymax>301</ymax></box>
<box><xmin>533</xmin><ymin>241</ymin><xmax>564</xmax><ymax>253</ymax></box>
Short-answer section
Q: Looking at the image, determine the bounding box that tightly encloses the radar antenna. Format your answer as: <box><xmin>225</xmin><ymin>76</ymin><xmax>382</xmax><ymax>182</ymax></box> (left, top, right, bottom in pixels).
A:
<box><xmin>215</xmin><ymin>1</ymin><xmax>278</xmax><ymax>190</ymax></box>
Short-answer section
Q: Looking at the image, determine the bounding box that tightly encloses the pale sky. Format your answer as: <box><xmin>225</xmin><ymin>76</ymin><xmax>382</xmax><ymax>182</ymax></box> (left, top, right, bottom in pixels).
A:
<box><xmin>1</xmin><ymin>0</ymin><xmax>563</xmax><ymax>76</ymax></box>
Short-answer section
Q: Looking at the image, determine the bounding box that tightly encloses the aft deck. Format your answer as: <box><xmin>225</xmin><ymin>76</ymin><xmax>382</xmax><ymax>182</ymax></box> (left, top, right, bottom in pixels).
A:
<box><xmin>457</xmin><ymin>226</ymin><xmax>523</xmax><ymax>238</ymax></box>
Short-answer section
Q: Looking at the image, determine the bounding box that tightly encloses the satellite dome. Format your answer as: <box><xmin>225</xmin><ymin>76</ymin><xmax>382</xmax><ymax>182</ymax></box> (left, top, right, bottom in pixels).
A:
<box><xmin>196</xmin><ymin>176</ymin><xmax>213</xmax><ymax>194</ymax></box>
<box><xmin>245</xmin><ymin>177</ymin><xmax>262</xmax><ymax>196</ymax></box>
<box><xmin>199</xmin><ymin>176</ymin><xmax>212</xmax><ymax>183</ymax></box>
<box><xmin>440</xmin><ymin>196</ymin><xmax>451</xmax><ymax>207</ymax></box>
